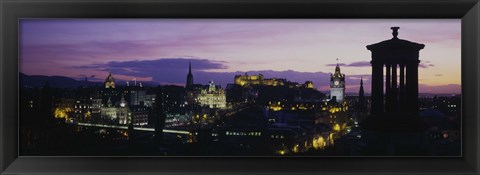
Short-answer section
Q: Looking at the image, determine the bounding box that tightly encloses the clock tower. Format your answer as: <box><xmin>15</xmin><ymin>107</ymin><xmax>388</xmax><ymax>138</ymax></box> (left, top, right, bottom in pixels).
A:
<box><xmin>330</xmin><ymin>63</ymin><xmax>345</xmax><ymax>103</ymax></box>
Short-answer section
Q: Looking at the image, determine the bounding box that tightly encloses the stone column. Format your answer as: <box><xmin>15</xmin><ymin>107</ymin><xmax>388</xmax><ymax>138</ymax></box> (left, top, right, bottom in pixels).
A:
<box><xmin>406</xmin><ymin>61</ymin><xmax>419</xmax><ymax>114</ymax></box>
<box><xmin>385</xmin><ymin>64</ymin><xmax>391</xmax><ymax>113</ymax></box>
<box><xmin>371</xmin><ymin>61</ymin><xmax>384</xmax><ymax>115</ymax></box>
<box><xmin>399</xmin><ymin>64</ymin><xmax>405</xmax><ymax>112</ymax></box>
<box><xmin>391</xmin><ymin>64</ymin><xmax>398</xmax><ymax>112</ymax></box>
<box><xmin>412</xmin><ymin>61</ymin><xmax>419</xmax><ymax>114</ymax></box>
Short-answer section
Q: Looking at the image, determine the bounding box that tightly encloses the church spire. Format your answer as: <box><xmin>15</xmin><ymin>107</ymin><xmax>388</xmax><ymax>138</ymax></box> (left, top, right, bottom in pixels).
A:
<box><xmin>188</xmin><ymin>61</ymin><xmax>192</xmax><ymax>74</ymax></box>
<box><xmin>358</xmin><ymin>77</ymin><xmax>366</xmax><ymax>112</ymax></box>
<box><xmin>359</xmin><ymin>77</ymin><xmax>364</xmax><ymax>96</ymax></box>
<box><xmin>186</xmin><ymin>61</ymin><xmax>194</xmax><ymax>89</ymax></box>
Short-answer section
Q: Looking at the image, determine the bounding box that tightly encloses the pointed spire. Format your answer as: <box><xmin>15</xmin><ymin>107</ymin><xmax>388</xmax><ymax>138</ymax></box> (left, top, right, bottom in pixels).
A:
<box><xmin>186</xmin><ymin>61</ymin><xmax>194</xmax><ymax>89</ymax></box>
<box><xmin>120</xmin><ymin>94</ymin><xmax>127</xmax><ymax>107</ymax></box>
<box><xmin>335</xmin><ymin>58</ymin><xmax>341</xmax><ymax>73</ymax></box>
<box><xmin>208</xmin><ymin>80</ymin><xmax>216</xmax><ymax>92</ymax></box>
<box><xmin>358</xmin><ymin>77</ymin><xmax>366</xmax><ymax>112</ymax></box>
<box><xmin>188</xmin><ymin>61</ymin><xmax>192</xmax><ymax>74</ymax></box>
<box><xmin>107</xmin><ymin>97</ymin><xmax>112</xmax><ymax>107</ymax></box>
<box><xmin>359</xmin><ymin>77</ymin><xmax>365</xmax><ymax>97</ymax></box>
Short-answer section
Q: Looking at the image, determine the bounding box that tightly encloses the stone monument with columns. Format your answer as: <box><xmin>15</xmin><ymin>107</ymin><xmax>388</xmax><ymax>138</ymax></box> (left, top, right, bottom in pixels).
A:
<box><xmin>362</xmin><ymin>27</ymin><xmax>427</xmax><ymax>155</ymax></box>
<box><xmin>367</xmin><ymin>26</ymin><xmax>425</xmax><ymax>117</ymax></box>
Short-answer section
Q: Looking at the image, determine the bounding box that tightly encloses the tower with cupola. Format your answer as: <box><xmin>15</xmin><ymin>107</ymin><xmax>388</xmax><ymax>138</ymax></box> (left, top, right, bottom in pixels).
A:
<box><xmin>104</xmin><ymin>72</ymin><xmax>115</xmax><ymax>89</ymax></box>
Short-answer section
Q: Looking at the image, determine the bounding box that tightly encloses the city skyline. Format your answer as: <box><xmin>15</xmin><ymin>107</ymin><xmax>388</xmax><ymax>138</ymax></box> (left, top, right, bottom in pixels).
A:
<box><xmin>19</xmin><ymin>20</ymin><xmax>462</xmax><ymax>156</ymax></box>
<box><xmin>20</xmin><ymin>19</ymin><xmax>461</xmax><ymax>94</ymax></box>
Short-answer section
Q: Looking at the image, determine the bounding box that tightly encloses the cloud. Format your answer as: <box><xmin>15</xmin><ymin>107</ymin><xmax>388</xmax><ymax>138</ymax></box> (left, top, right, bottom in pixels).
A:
<box><xmin>75</xmin><ymin>74</ymin><xmax>104</xmax><ymax>82</ymax></box>
<box><xmin>74</xmin><ymin>58</ymin><xmax>250</xmax><ymax>87</ymax></box>
<box><xmin>347</xmin><ymin>61</ymin><xmax>371</xmax><ymax>67</ymax></box>
<box><xmin>327</xmin><ymin>61</ymin><xmax>434</xmax><ymax>69</ymax></box>
<box><xmin>419</xmin><ymin>62</ymin><xmax>435</xmax><ymax>68</ymax></box>
<box><xmin>75</xmin><ymin>58</ymin><xmax>228</xmax><ymax>79</ymax></box>
<box><xmin>348</xmin><ymin>74</ymin><xmax>370</xmax><ymax>81</ymax></box>
<box><xmin>325</xmin><ymin>61</ymin><xmax>370</xmax><ymax>67</ymax></box>
<box><xmin>326</xmin><ymin>63</ymin><xmax>347</xmax><ymax>67</ymax></box>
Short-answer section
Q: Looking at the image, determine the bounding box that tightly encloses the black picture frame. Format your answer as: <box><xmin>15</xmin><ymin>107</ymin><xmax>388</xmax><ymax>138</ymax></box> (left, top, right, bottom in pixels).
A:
<box><xmin>1</xmin><ymin>0</ymin><xmax>479</xmax><ymax>174</ymax></box>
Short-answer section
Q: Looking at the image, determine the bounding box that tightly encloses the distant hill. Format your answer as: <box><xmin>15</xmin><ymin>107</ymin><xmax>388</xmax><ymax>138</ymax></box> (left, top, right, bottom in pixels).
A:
<box><xmin>19</xmin><ymin>73</ymin><xmax>101</xmax><ymax>88</ymax></box>
<box><xmin>20</xmin><ymin>73</ymin><xmax>159</xmax><ymax>88</ymax></box>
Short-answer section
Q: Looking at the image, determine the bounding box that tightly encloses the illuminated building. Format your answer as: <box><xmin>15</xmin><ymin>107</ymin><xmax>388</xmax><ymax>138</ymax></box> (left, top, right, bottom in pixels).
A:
<box><xmin>234</xmin><ymin>73</ymin><xmax>264</xmax><ymax>86</ymax></box>
<box><xmin>90</xmin><ymin>98</ymin><xmax>102</xmax><ymax>119</ymax></box>
<box><xmin>54</xmin><ymin>98</ymin><xmax>75</xmax><ymax>121</ymax></box>
<box><xmin>234</xmin><ymin>73</ymin><xmax>286</xmax><ymax>87</ymax></box>
<box><xmin>102</xmin><ymin>88</ymin><xmax>120</xmax><ymax>106</ymax></box>
<box><xmin>262</xmin><ymin>78</ymin><xmax>286</xmax><ymax>86</ymax></box>
<box><xmin>266</xmin><ymin>127</ymin><xmax>304</xmax><ymax>155</ymax></box>
<box><xmin>59</xmin><ymin>88</ymin><xmax>104</xmax><ymax>123</ymax></box>
<box><xmin>129</xmin><ymin>89</ymin><xmax>144</xmax><ymax>105</ymax></box>
<box><xmin>165</xmin><ymin>114</ymin><xmax>190</xmax><ymax>127</ymax></box>
<box><xmin>221</xmin><ymin>128</ymin><xmax>264</xmax><ymax>152</ymax></box>
<box><xmin>186</xmin><ymin>62</ymin><xmax>194</xmax><ymax>90</ymax></box>
<box><xmin>266</xmin><ymin>100</ymin><xmax>285</xmax><ymax>112</ymax></box>
<box><xmin>73</xmin><ymin>99</ymin><xmax>92</xmax><ymax>122</ymax></box>
<box><xmin>196</xmin><ymin>81</ymin><xmax>227</xmax><ymax>108</ymax></box>
<box><xmin>129</xmin><ymin>89</ymin><xmax>156</xmax><ymax>107</ymax></box>
<box><xmin>100</xmin><ymin>95</ymin><xmax>131</xmax><ymax>125</ymax></box>
<box><xmin>303</xmin><ymin>81</ymin><xmax>314</xmax><ymax>89</ymax></box>
<box><xmin>130</xmin><ymin>105</ymin><xmax>149</xmax><ymax>126</ymax></box>
<box><xmin>330</xmin><ymin>63</ymin><xmax>345</xmax><ymax>103</ymax></box>
<box><xmin>102</xmin><ymin>73</ymin><xmax>121</xmax><ymax>105</ymax></box>
<box><xmin>101</xmin><ymin>98</ymin><xmax>117</xmax><ymax>120</ymax></box>
<box><xmin>118</xmin><ymin>95</ymin><xmax>130</xmax><ymax>124</ymax></box>
<box><xmin>104</xmin><ymin>72</ymin><xmax>115</xmax><ymax>88</ymax></box>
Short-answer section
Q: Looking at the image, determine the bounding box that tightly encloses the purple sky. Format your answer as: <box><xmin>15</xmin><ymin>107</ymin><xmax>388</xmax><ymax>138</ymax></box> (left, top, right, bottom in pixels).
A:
<box><xmin>19</xmin><ymin>19</ymin><xmax>461</xmax><ymax>94</ymax></box>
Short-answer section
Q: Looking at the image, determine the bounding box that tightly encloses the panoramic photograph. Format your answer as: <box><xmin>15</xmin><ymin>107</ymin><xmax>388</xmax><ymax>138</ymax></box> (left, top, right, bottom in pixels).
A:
<box><xmin>19</xmin><ymin>19</ymin><xmax>461</xmax><ymax>156</ymax></box>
